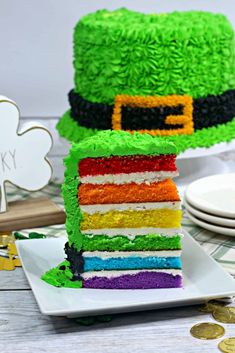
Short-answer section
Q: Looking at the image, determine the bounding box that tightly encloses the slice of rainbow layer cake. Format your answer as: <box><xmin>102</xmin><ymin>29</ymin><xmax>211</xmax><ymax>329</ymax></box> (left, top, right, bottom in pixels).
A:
<box><xmin>42</xmin><ymin>130</ymin><xmax>183</xmax><ymax>289</ymax></box>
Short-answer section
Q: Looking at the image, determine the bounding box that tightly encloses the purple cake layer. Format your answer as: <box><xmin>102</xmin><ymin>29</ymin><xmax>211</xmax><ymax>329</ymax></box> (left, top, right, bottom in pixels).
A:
<box><xmin>83</xmin><ymin>271</ymin><xmax>183</xmax><ymax>289</ymax></box>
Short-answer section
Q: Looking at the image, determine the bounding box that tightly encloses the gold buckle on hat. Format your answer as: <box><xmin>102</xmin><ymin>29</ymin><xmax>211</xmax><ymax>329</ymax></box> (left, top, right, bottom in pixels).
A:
<box><xmin>112</xmin><ymin>94</ymin><xmax>194</xmax><ymax>136</ymax></box>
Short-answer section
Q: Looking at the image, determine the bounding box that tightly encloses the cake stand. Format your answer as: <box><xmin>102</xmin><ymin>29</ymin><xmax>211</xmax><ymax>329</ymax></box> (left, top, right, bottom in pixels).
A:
<box><xmin>176</xmin><ymin>139</ymin><xmax>235</xmax><ymax>193</ymax></box>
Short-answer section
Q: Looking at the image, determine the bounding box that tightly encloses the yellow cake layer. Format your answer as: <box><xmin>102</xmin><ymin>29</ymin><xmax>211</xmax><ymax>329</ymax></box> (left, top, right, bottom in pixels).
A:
<box><xmin>80</xmin><ymin>209</ymin><xmax>182</xmax><ymax>231</ymax></box>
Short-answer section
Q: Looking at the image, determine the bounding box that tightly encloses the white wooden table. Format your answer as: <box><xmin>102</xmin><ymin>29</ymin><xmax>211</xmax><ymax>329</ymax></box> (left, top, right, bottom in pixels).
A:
<box><xmin>1</xmin><ymin>268</ymin><xmax>234</xmax><ymax>353</ymax></box>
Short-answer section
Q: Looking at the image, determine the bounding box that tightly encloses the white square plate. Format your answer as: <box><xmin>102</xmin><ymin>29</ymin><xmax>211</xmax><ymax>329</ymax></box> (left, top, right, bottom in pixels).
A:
<box><xmin>16</xmin><ymin>231</ymin><xmax>235</xmax><ymax>317</ymax></box>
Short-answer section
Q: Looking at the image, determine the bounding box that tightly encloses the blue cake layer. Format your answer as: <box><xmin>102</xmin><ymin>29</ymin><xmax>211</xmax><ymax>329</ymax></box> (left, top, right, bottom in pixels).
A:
<box><xmin>83</xmin><ymin>256</ymin><xmax>182</xmax><ymax>271</ymax></box>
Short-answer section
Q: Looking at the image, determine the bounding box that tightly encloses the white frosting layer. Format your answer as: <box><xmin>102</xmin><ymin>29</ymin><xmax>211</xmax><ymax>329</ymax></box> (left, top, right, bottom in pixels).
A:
<box><xmin>82</xmin><ymin>227</ymin><xmax>183</xmax><ymax>240</ymax></box>
<box><xmin>82</xmin><ymin>269</ymin><xmax>182</xmax><ymax>279</ymax></box>
<box><xmin>83</xmin><ymin>250</ymin><xmax>182</xmax><ymax>259</ymax></box>
<box><xmin>80</xmin><ymin>171</ymin><xmax>179</xmax><ymax>185</ymax></box>
<box><xmin>80</xmin><ymin>201</ymin><xmax>181</xmax><ymax>215</ymax></box>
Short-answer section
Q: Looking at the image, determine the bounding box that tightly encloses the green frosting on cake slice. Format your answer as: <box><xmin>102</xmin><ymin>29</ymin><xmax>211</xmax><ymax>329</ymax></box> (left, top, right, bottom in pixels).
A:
<box><xmin>41</xmin><ymin>261</ymin><xmax>82</xmax><ymax>288</ymax></box>
<box><xmin>66</xmin><ymin>129</ymin><xmax>177</xmax><ymax>161</ymax></box>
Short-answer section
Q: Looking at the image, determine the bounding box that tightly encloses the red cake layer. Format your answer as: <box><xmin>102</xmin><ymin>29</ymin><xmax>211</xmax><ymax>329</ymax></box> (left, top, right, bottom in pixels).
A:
<box><xmin>79</xmin><ymin>155</ymin><xmax>177</xmax><ymax>177</ymax></box>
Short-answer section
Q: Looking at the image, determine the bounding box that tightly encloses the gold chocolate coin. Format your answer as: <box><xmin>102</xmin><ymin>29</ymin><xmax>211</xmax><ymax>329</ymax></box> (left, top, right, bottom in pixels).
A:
<box><xmin>219</xmin><ymin>338</ymin><xmax>235</xmax><ymax>353</ymax></box>
<box><xmin>199</xmin><ymin>300</ymin><xmax>225</xmax><ymax>313</ymax></box>
<box><xmin>0</xmin><ymin>234</ymin><xmax>14</xmax><ymax>248</ymax></box>
<box><xmin>213</xmin><ymin>307</ymin><xmax>235</xmax><ymax>324</ymax></box>
<box><xmin>190</xmin><ymin>322</ymin><xmax>225</xmax><ymax>340</ymax></box>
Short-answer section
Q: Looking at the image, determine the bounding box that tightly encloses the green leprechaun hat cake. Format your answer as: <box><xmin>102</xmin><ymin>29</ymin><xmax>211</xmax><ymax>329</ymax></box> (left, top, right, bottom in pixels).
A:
<box><xmin>57</xmin><ymin>9</ymin><xmax>235</xmax><ymax>152</ymax></box>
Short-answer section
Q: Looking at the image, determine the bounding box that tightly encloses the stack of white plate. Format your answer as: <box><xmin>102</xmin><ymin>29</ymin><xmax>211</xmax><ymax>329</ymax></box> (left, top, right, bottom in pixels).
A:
<box><xmin>184</xmin><ymin>174</ymin><xmax>235</xmax><ymax>237</ymax></box>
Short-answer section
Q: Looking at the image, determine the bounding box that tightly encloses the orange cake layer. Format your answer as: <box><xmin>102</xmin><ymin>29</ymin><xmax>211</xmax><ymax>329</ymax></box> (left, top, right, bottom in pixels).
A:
<box><xmin>78</xmin><ymin>179</ymin><xmax>180</xmax><ymax>205</ymax></box>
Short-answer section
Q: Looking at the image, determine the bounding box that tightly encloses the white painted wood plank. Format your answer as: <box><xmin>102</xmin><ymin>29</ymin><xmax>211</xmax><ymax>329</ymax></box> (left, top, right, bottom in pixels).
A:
<box><xmin>0</xmin><ymin>268</ymin><xmax>30</xmax><ymax>290</ymax></box>
<box><xmin>0</xmin><ymin>290</ymin><xmax>232</xmax><ymax>353</ymax></box>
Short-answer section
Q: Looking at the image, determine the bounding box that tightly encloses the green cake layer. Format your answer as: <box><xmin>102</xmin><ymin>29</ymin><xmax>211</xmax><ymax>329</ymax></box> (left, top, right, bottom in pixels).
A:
<box><xmin>58</xmin><ymin>111</ymin><xmax>235</xmax><ymax>153</ymax></box>
<box><xmin>82</xmin><ymin>234</ymin><xmax>182</xmax><ymax>251</ymax></box>
<box><xmin>74</xmin><ymin>9</ymin><xmax>235</xmax><ymax>104</ymax></box>
<box><xmin>62</xmin><ymin>130</ymin><xmax>177</xmax><ymax>251</ymax></box>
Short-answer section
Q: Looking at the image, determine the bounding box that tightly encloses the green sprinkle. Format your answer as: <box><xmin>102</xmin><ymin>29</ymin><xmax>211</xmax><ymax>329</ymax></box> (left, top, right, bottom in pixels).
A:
<box><xmin>75</xmin><ymin>317</ymin><xmax>96</xmax><ymax>326</ymax></box>
<box><xmin>14</xmin><ymin>231</ymin><xmax>47</xmax><ymax>240</ymax></box>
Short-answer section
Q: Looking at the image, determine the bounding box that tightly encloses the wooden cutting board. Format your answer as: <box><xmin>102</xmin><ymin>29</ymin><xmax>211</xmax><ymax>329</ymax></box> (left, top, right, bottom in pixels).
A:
<box><xmin>0</xmin><ymin>197</ymin><xmax>66</xmax><ymax>231</ymax></box>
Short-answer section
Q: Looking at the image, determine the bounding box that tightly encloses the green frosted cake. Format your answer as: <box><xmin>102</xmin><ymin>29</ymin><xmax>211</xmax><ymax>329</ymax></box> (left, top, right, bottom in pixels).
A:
<box><xmin>57</xmin><ymin>9</ymin><xmax>235</xmax><ymax>152</ymax></box>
